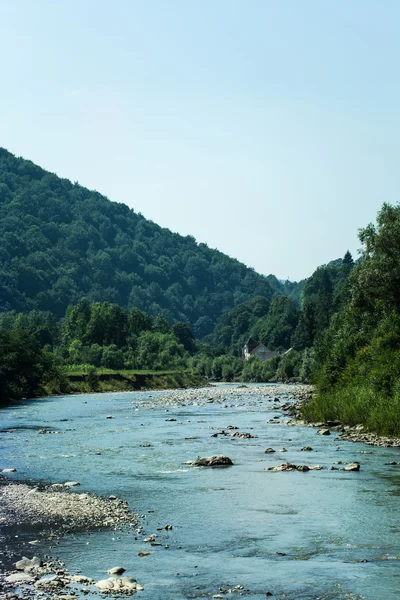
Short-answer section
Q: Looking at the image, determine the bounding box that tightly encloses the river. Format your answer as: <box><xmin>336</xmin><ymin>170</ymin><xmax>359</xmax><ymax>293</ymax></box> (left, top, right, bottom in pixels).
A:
<box><xmin>1</xmin><ymin>384</ymin><xmax>400</xmax><ymax>600</ymax></box>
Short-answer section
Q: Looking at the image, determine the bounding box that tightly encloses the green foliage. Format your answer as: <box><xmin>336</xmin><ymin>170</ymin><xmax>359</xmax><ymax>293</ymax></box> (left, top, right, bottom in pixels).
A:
<box><xmin>0</xmin><ymin>329</ymin><xmax>66</xmax><ymax>403</ymax></box>
<box><xmin>172</xmin><ymin>322</ymin><xmax>196</xmax><ymax>354</ymax></box>
<box><xmin>136</xmin><ymin>331</ymin><xmax>187</xmax><ymax>370</ymax></box>
<box><xmin>303</xmin><ymin>205</ymin><xmax>400</xmax><ymax>436</ymax></box>
<box><xmin>0</xmin><ymin>147</ymin><xmax>274</xmax><ymax>333</ymax></box>
<box><xmin>275</xmin><ymin>350</ymin><xmax>302</xmax><ymax>381</ymax></box>
<box><xmin>212</xmin><ymin>296</ymin><xmax>270</xmax><ymax>354</ymax></box>
<box><xmin>251</xmin><ymin>295</ymin><xmax>299</xmax><ymax>350</ymax></box>
<box><xmin>241</xmin><ymin>356</ymin><xmax>279</xmax><ymax>382</ymax></box>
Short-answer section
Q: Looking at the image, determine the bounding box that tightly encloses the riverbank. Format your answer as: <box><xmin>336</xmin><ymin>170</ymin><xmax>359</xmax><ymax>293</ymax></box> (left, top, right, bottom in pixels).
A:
<box><xmin>0</xmin><ymin>479</ymin><xmax>138</xmax><ymax>531</ymax></box>
<box><xmin>0</xmin><ymin>478</ymin><xmax>143</xmax><ymax>599</ymax></box>
<box><xmin>282</xmin><ymin>392</ymin><xmax>400</xmax><ymax>448</ymax></box>
<box><xmin>66</xmin><ymin>370</ymin><xmax>206</xmax><ymax>394</ymax></box>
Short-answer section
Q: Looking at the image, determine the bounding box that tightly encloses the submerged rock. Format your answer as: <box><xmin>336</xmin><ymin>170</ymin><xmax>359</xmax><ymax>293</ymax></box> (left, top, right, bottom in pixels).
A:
<box><xmin>193</xmin><ymin>455</ymin><xmax>233</xmax><ymax>467</ymax></box>
<box><xmin>264</xmin><ymin>448</ymin><xmax>275</xmax><ymax>453</ymax></box>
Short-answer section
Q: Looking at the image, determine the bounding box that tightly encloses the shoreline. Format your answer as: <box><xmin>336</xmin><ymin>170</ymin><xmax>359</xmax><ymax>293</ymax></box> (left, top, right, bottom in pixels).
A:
<box><xmin>282</xmin><ymin>395</ymin><xmax>400</xmax><ymax>448</ymax></box>
<box><xmin>0</xmin><ymin>479</ymin><xmax>142</xmax><ymax>599</ymax></box>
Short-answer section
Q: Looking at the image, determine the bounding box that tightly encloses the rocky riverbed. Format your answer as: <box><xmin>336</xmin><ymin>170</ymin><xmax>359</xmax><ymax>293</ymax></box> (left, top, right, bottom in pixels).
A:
<box><xmin>0</xmin><ymin>481</ymin><xmax>141</xmax><ymax>599</ymax></box>
<box><xmin>2</xmin><ymin>383</ymin><xmax>400</xmax><ymax>600</ymax></box>
<box><xmin>0</xmin><ymin>480</ymin><xmax>138</xmax><ymax>531</ymax></box>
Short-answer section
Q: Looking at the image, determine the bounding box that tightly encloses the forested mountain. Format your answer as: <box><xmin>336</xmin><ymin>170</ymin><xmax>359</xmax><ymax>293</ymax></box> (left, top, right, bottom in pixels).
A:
<box><xmin>0</xmin><ymin>148</ymin><xmax>275</xmax><ymax>336</ymax></box>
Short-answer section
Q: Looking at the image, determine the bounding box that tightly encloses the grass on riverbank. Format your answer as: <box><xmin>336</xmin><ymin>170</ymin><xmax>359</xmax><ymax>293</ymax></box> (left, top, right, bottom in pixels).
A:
<box><xmin>302</xmin><ymin>384</ymin><xmax>400</xmax><ymax>437</ymax></box>
<box><xmin>62</xmin><ymin>369</ymin><xmax>206</xmax><ymax>394</ymax></box>
<box><xmin>64</xmin><ymin>365</ymin><xmax>185</xmax><ymax>377</ymax></box>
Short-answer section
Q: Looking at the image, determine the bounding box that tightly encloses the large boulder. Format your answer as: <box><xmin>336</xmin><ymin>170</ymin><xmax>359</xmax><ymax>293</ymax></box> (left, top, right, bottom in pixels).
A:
<box><xmin>95</xmin><ymin>576</ymin><xmax>141</xmax><ymax>592</ymax></box>
<box><xmin>16</xmin><ymin>556</ymin><xmax>42</xmax><ymax>571</ymax></box>
<box><xmin>343</xmin><ymin>462</ymin><xmax>360</xmax><ymax>472</ymax></box>
<box><xmin>193</xmin><ymin>455</ymin><xmax>233</xmax><ymax>467</ymax></box>
<box><xmin>317</xmin><ymin>429</ymin><xmax>331</xmax><ymax>436</ymax></box>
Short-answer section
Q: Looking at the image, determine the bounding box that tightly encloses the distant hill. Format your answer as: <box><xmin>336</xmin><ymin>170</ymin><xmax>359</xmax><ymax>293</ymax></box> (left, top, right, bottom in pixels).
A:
<box><xmin>0</xmin><ymin>148</ymin><xmax>276</xmax><ymax>336</ymax></box>
<box><xmin>264</xmin><ymin>274</ymin><xmax>305</xmax><ymax>307</ymax></box>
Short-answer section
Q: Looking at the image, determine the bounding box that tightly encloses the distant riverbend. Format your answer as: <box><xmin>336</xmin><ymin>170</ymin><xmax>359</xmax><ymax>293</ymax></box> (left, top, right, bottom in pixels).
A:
<box><xmin>1</xmin><ymin>384</ymin><xmax>400</xmax><ymax>600</ymax></box>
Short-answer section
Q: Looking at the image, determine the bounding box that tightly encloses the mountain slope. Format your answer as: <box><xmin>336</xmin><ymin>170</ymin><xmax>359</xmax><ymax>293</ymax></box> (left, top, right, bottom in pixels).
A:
<box><xmin>0</xmin><ymin>148</ymin><xmax>274</xmax><ymax>335</ymax></box>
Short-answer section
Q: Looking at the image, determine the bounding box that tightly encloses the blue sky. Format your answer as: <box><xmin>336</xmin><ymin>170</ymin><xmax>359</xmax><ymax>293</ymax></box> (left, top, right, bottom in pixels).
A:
<box><xmin>0</xmin><ymin>0</ymin><xmax>399</xmax><ymax>280</ymax></box>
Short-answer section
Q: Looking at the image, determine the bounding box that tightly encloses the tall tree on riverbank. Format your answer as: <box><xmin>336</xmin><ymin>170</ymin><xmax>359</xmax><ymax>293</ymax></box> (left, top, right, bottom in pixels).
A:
<box><xmin>303</xmin><ymin>203</ymin><xmax>400</xmax><ymax>435</ymax></box>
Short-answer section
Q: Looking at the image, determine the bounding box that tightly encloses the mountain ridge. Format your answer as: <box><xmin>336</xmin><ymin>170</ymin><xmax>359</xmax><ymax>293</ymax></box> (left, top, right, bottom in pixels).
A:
<box><xmin>0</xmin><ymin>147</ymin><xmax>285</xmax><ymax>335</ymax></box>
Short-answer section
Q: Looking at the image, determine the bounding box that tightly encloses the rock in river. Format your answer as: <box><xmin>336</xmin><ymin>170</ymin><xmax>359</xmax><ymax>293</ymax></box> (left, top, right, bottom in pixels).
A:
<box><xmin>343</xmin><ymin>462</ymin><xmax>360</xmax><ymax>471</ymax></box>
<box><xmin>107</xmin><ymin>566</ymin><xmax>126</xmax><ymax>575</ymax></box>
<box><xmin>193</xmin><ymin>455</ymin><xmax>233</xmax><ymax>467</ymax></box>
<box><xmin>16</xmin><ymin>556</ymin><xmax>42</xmax><ymax>570</ymax></box>
<box><xmin>95</xmin><ymin>576</ymin><xmax>142</xmax><ymax>592</ymax></box>
<box><xmin>317</xmin><ymin>428</ymin><xmax>331</xmax><ymax>435</ymax></box>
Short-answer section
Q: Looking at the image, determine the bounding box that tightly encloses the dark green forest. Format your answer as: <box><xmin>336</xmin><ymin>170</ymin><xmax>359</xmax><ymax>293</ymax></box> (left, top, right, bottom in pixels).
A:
<box><xmin>0</xmin><ymin>147</ymin><xmax>284</xmax><ymax>336</ymax></box>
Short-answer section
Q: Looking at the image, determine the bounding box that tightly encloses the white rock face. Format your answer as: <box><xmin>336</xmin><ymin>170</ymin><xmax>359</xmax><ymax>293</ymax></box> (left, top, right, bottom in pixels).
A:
<box><xmin>2</xmin><ymin>468</ymin><xmax>17</xmax><ymax>473</ymax></box>
<box><xmin>63</xmin><ymin>481</ymin><xmax>80</xmax><ymax>487</ymax></box>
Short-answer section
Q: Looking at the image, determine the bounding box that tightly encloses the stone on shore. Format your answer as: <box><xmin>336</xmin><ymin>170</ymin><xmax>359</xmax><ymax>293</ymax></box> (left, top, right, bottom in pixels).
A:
<box><xmin>69</xmin><ymin>575</ymin><xmax>94</xmax><ymax>583</ymax></box>
<box><xmin>16</xmin><ymin>556</ymin><xmax>42</xmax><ymax>570</ymax></box>
<box><xmin>6</xmin><ymin>572</ymin><xmax>36</xmax><ymax>583</ymax></box>
<box><xmin>34</xmin><ymin>575</ymin><xmax>62</xmax><ymax>587</ymax></box>
<box><xmin>193</xmin><ymin>455</ymin><xmax>233</xmax><ymax>467</ymax></box>
<box><xmin>95</xmin><ymin>576</ymin><xmax>139</xmax><ymax>592</ymax></box>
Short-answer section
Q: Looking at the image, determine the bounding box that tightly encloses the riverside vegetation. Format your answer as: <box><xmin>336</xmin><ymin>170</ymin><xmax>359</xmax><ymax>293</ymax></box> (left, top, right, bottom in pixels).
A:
<box><xmin>1</xmin><ymin>148</ymin><xmax>400</xmax><ymax>438</ymax></box>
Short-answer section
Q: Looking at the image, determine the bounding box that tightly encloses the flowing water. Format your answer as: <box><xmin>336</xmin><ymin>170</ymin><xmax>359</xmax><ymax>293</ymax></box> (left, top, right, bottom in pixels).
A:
<box><xmin>1</xmin><ymin>385</ymin><xmax>400</xmax><ymax>600</ymax></box>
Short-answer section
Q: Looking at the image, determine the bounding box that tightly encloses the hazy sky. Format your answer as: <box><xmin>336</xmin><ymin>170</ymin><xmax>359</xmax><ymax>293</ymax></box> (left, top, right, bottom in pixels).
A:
<box><xmin>0</xmin><ymin>1</ymin><xmax>399</xmax><ymax>281</ymax></box>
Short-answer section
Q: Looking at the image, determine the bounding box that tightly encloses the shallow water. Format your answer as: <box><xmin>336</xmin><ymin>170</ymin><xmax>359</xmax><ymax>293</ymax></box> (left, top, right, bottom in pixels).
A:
<box><xmin>1</xmin><ymin>385</ymin><xmax>400</xmax><ymax>599</ymax></box>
